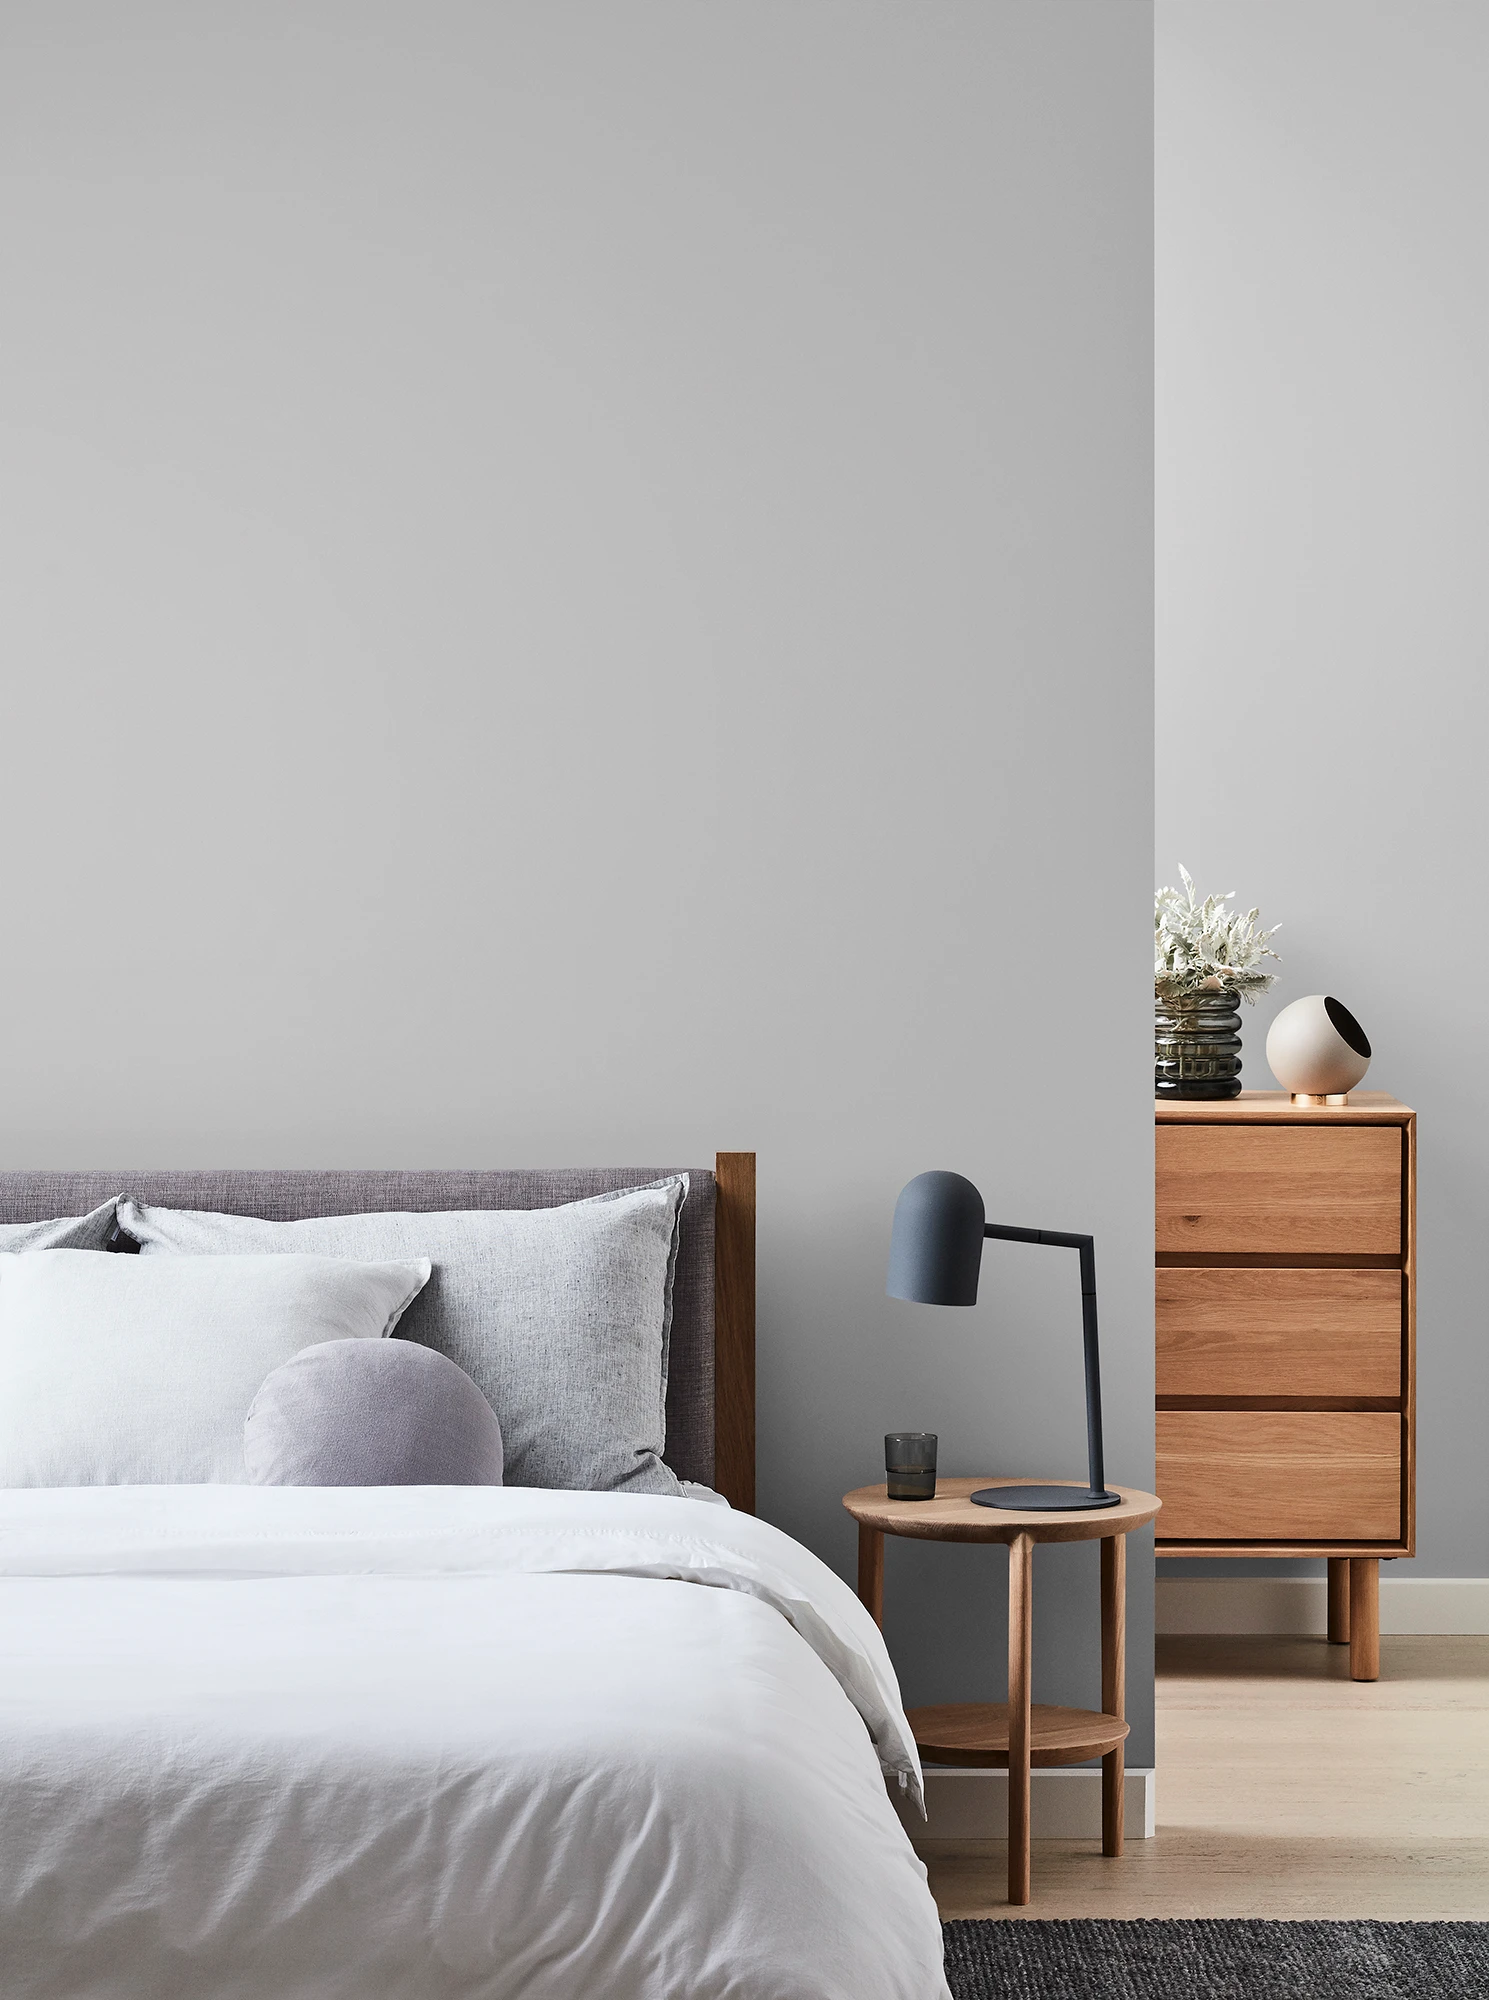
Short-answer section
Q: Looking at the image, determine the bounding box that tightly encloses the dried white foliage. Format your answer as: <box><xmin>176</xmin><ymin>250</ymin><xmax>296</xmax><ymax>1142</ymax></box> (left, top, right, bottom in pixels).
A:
<box><xmin>1155</xmin><ymin>865</ymin><xmax>1281</xmax><ymax>1003</ymax></box>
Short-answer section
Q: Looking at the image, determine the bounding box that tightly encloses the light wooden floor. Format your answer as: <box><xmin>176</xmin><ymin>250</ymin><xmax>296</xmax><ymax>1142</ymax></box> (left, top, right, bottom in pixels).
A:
<box><xmin>923</xmin><ymin>1634</ymin><xmax>1489</xmax><ymax>1921</ymax></box>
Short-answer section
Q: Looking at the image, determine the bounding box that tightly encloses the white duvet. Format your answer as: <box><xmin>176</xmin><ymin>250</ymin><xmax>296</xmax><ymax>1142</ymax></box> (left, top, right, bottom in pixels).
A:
<box><xmin>0</xmin><ymin>1485</ymin><xmax>950</xmax><ymax>2000</ymax></box>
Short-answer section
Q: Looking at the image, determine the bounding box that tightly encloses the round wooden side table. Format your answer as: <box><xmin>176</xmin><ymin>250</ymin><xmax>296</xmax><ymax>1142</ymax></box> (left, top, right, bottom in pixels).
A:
<box><xmin>843</xmin><ymin>1475</ymin><xmax>1161</xmax><ymax>1906</ymax></box>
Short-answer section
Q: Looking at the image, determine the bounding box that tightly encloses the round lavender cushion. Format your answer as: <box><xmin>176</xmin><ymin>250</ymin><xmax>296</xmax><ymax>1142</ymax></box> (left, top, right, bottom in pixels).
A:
<box><xmin>245</xmin><ymin>1338</ymin><xmax>503</xmax><ymax>1487</ymax></box>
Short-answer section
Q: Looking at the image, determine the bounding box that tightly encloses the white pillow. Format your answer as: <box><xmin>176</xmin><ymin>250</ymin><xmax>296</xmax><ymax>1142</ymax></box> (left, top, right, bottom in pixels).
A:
<box><xmin>0</xmin><ymin>1250</ymin><xmax>431</xmax><ymax>1487</ymax></box>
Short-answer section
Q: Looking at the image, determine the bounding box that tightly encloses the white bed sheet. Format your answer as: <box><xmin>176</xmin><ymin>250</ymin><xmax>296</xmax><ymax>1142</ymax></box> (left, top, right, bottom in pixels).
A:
<box><xmin>0</xmin><ymin>1485</ymin><xmax>950</xmax><ymax>2000</ymax></box>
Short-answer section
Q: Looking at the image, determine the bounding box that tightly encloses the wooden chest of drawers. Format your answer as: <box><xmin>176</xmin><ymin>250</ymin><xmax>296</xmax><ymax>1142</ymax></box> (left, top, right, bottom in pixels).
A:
<box><xmin>1155</xmin><ymin>1092</ymin><xmax>1415</xmax><ymax>1679</ymax></box>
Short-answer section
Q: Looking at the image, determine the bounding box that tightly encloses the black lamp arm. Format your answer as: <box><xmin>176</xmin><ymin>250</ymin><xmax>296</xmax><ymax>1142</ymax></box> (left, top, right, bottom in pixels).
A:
<box><xmin>983</xmin><ymin>1223</ymin><xmax>1108</xmax><ymax>1500</ymax></box>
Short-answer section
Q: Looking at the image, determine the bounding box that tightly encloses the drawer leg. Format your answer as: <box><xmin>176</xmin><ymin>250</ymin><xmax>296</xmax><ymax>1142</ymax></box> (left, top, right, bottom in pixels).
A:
<box><xmin>1349</xmin><ymin>1558</ymin><xmax>1379</xmax><ymax>1681</ymax></box>
<box><xmin>1327</xmin><ymin>1558</ymin><xmax>1351</xmax><ymax>1645</ymax></box>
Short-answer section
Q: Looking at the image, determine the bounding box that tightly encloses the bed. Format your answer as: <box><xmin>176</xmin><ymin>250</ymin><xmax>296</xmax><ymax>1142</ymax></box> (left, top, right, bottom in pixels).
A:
<box><xmin>0</xmin><ymin>1158</ymin><xmax>950</xmax><ymax>2000</ymax></box>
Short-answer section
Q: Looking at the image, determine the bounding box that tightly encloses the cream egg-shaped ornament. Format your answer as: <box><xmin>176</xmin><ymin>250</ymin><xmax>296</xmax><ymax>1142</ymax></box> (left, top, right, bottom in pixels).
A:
<box><xmin>1265</xmin><ymin>995</ymin><xmax>1372</xmax><ymax>1102</ymax></box>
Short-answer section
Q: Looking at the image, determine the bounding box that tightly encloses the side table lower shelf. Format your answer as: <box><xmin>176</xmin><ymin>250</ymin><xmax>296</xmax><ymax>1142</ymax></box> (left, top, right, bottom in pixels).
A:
<box><xmin>909</xmin><ymin>1702</ymin><xmax>1130</xmax><ymax>1768</ymax></box>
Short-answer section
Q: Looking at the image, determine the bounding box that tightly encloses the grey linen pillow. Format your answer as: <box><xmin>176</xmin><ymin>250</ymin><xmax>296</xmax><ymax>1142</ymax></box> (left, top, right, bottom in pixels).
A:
<box><xmin>245</xmin><ymin>1339</ymin><xmax>504</xmax><ymax>1487</ymax></box>
<box><xmin>117</xmin><ymin>1178</ymin><xmax>688</xmax><ymax>1495</ymax></box>
<box><xmin>0</xmin><ymin>1199</ymin><xmax>119</xmax><ymax>1253</ymax></box>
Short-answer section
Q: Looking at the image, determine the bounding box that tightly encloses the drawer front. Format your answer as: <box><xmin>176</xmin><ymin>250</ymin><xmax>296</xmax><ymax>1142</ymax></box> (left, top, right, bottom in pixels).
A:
<box><xmin>1156</xmin><ymin>1268</ymin><xmax>1403</xmax><ymax>1399</ymax></box>
<box><xmin>1157</xmin><ymin>1410</ymin><xmax>1401</xmax><ymax>1541</ymax></box>
<box><xmin>1156</xmin><ymin>1124</ymin><xmax>1402</xmax><ymax>1255</ymax></box>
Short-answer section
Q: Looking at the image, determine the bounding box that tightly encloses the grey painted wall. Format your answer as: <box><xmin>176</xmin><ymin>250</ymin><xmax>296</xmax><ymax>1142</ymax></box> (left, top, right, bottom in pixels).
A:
<box><xmin>1157</xmin><ymin>1</ymin><xmax>1488</xmax><ymax>1582</ymax></box>
<box><xmin>2</xmin><ymin>6</ymin><xmax>1156</xmax><ymax>1751</ymax></box>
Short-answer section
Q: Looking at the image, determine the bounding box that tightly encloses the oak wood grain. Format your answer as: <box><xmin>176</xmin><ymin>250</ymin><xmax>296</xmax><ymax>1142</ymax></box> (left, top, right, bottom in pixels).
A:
<box><xmin>1156</xmin><ymin>1091</ymin><xmax>1414</xmax><ymax>1124</ymax></box>
<box><xmin>1328</xmin><ymin>1558</ymin><xmax>1351</xmax><ymax>1644</ymax></box>
<box><xmin>1156</xmin><ymin>1410</ymin><xmax>1402</xmax><ymax>1541</ymax></box>
<box><xmin>1007</xmin><ymin>1532</ymin><xmax>1033</xmax><ymax>1907</ymax></box>
<box><xmin>1157</xmin><ymin>1124</ymin><xmax>1403</xmax><ymax>1256</ymax></box>
<box><xmin>850</xmin><ymin>1476</ymin><xmax>1151</xmax><ymax>1904</ymax></box>
<box><xmin>842</xmin><ymin>1478</ymin><xmax>1161</xmax><ymax>1545</ymax></box>
<box><xmin>1157</xmin><ymin>1541</ymin><xmax>1409</xmax><ymax>1557</ymax></box>
<box><xmin>1157</xmin><ymin>1252</ymin><xmax>1402</xmax><ymax>1269</ymax></box>
<box><xmin>1158</xmin><ymin>1397</ymin><xmax>1399</xmax><ymax>1412</ymax></box>
<box><xmin>909</xmin><ymin>1701</ymin><xmax>1129</xmax><ymax>1767</ymax></box>
<box><xmin>1156</xmin><ymin>1267</ymin><xmax>1403</xmax><ymax>1398</ymax></box>
<box><xmin>713</xmin><ymin>1151</ymin><xmax>755</xmax><ymax>1514</ymax></box>
<box><xmin>1350</xmin><ymin>1558</ymin><xmax>1381</xmax><ymax>1681</ymax></box>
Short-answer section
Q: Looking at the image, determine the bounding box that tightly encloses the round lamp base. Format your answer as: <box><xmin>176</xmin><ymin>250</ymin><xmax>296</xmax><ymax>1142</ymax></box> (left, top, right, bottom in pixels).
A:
<box><xmin>970</xmin><ymin>1484</ymin><xmax>1123</xmax><ymax>1512</ymax></box>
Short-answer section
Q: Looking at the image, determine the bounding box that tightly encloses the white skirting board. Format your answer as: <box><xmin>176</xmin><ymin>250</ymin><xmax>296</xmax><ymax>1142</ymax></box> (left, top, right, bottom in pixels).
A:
<box><xmin>1156</xmin><ymin>1575</ymin><xmax>1489</xmax><ymax>1636</ymax></box>
<box><xmin>896</xmin><ymin>1767</ymin><xmax>1156</xmax><ymax>1843</ymax></box>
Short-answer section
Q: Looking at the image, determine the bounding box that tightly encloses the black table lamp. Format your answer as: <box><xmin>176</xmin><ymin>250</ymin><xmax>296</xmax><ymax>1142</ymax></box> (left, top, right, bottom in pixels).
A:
<box><xmin>886</xmin><ymin>1170</ymin><xmax>1121</xmax><ymax>1511</ymax></box>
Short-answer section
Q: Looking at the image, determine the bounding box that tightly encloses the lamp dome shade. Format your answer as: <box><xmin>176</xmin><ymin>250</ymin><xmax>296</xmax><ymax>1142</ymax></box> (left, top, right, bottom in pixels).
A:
<box><xmin>1266</xmin><ymin>994</ymin><xmax>1372</xmax><ymax>1095</ymax></box>
<box><xmin>887</xmin><ymin>1171</ymin><xmax>986</xmax><ymax>1306</ymax></box>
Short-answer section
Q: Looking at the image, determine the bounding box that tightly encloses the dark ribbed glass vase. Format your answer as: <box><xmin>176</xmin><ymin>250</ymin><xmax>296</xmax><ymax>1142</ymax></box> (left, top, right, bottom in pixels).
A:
<box><xmin>1155</xmin><ymin>987</ymin><xmax>1243</xmax><ymax>1100</ymax></box>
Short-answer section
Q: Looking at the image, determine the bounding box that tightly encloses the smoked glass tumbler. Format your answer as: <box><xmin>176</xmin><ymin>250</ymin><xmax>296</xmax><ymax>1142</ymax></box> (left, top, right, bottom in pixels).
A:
<box><xmin>884</xmin><ymin>1432</ymin><xmax>937</xmax><ymax>1501</ymax></box>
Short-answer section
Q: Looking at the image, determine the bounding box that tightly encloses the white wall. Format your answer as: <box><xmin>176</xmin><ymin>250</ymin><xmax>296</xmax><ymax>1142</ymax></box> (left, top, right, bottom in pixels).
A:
<box><xmin>2</xmin><ymin>4</ymin><xmax>1156</xmax><ymax>1750</ymax></box>
<box><xmin>1158</xmin><ymin>1</ymin><xmax>1488</xmax><ymax>1583</ymax></box>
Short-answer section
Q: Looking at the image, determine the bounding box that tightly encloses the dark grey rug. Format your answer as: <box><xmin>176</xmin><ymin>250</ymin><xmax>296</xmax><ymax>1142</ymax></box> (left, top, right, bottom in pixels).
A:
<box><xmin>942</xmin><ymin>1919</ymin><xmax>1489</xmax><ymax>1999</ymax></box>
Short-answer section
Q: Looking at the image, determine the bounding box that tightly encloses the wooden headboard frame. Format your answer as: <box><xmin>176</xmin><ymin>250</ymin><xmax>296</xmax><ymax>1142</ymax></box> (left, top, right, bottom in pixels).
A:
<box><xmin>713</xmin><ymin>1151</ymin><xmax>757</xmax><ymax>1514</ymax></box>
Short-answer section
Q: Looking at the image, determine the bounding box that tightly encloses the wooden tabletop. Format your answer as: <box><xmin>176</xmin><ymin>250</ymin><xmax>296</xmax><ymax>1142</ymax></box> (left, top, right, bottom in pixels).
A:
<box><xmin>1156</xmin><ymin>1090</ymin><xmax>1413</xmax><ymax>1124</ymax></box>
<box><xmin>843</xmin><ymin>1477</ymin><xmax>1161</xmax><ymax>1543</ymax></box>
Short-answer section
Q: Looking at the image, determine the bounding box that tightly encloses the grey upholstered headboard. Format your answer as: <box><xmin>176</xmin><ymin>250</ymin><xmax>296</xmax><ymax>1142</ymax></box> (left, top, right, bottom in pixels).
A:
<box><xmin>0</xmin><ymin>1163</ymin><xmax>757</xmax><ymax>1505</ymax></box>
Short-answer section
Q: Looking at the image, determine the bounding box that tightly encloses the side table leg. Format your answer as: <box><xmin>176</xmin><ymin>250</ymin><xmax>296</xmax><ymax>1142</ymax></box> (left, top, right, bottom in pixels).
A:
<box><xmin>1349</xmin><ymin>1558</ymin><xmax>1380</xmax><ymax>1681</ymax></box>
<box><xmin>857</xmin><ymin>1524</ymin><xmax>884</xmax><ymax>1630</ymax></box>
<box><xmin>1328</xmin><ymin>1558</ymin><xmax>1351</xmax><ymax>1645</ymax></box>
<box><xmin>1007</xmin><ymin>1531</ymin><xmax>1033</xmax><ymax>1906</ymax></box>
<box><xmin>1101</xmin><ymin>1534</ymin><xmax>1126</xmax><ymax>1858</ymax></box>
